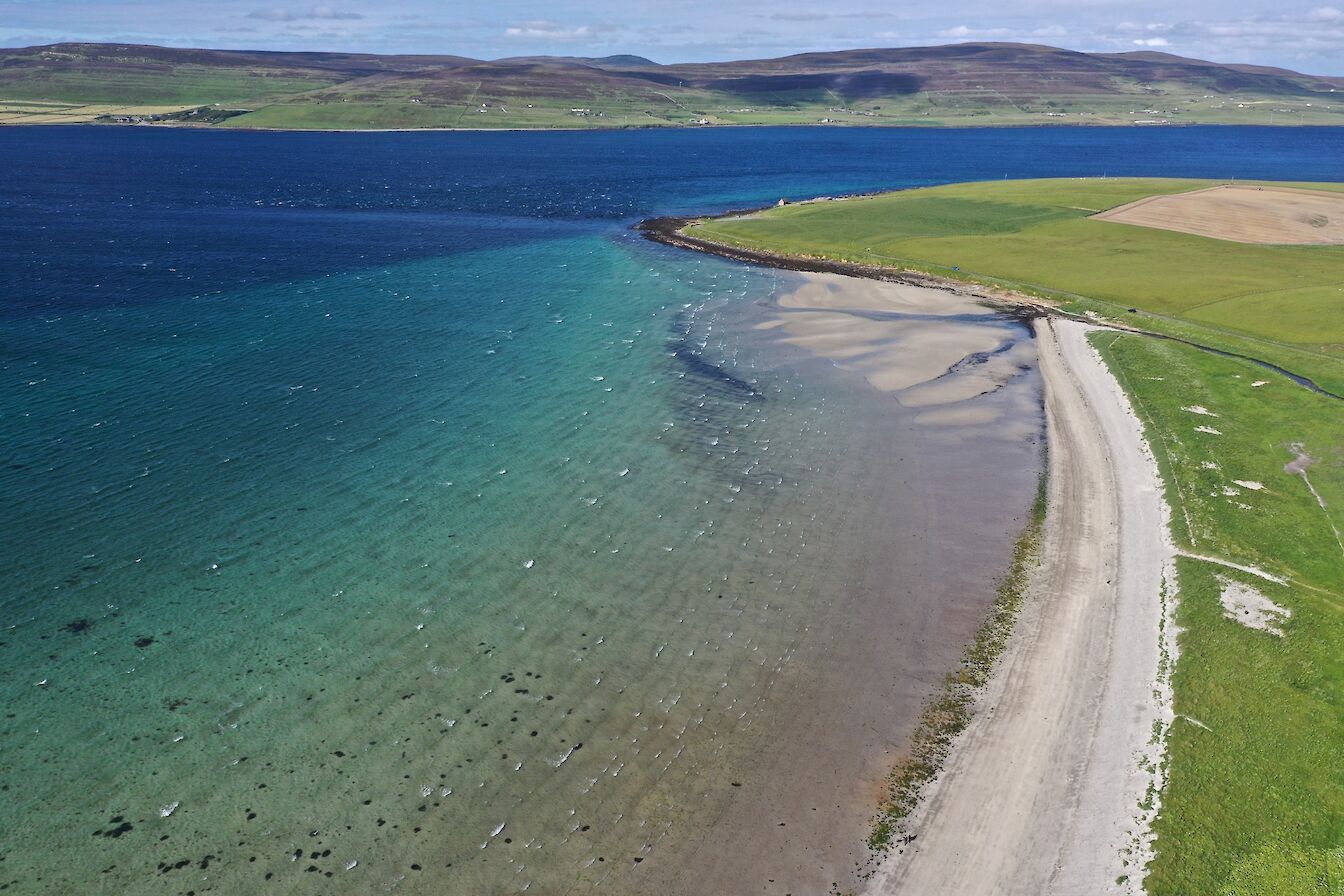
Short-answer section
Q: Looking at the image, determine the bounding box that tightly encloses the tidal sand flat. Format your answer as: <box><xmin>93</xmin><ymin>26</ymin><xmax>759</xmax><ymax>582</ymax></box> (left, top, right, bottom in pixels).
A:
<box><xmin>628</xmin><ymin>271</ymin><xmax>1044</xmax><ymax>893</ymax></box>
<box><xmin>767</xmin><ymin>274</ymin><xmax>1040</xmax><ymax>435</ymax></box>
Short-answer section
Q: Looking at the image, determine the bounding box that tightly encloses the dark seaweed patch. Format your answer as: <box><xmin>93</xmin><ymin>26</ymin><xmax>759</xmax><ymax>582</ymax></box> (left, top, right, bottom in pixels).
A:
<box><xmin>95</xmin><ymin>818</ymin><xmax>133</xmax><ymax>839</ymax></box>
<box><xmin>668</xmin><ymin>308</ymin><xmax>763</xmax><ymax>401</ymax></box>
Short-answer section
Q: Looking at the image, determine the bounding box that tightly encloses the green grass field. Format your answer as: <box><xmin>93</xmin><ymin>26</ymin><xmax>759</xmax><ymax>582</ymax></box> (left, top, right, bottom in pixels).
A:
<box><xmin>694</xmin><ymin>178</ymin><xmax>1344</xmax><ymax>393</ymax></box>
<box><xmin>0</xmin><ymin>66</ymin><xmax>334</xmax><ymax>106</ymax></box>
<box><xmin>692</xmin><ymin>178</ymin><xmax>1344</xmax><ymax>893</ymax></box>
<box><xmin>1096</xmin><ymin>334</ymin><xmax>1344</xmax><ymax>896</ymax></box>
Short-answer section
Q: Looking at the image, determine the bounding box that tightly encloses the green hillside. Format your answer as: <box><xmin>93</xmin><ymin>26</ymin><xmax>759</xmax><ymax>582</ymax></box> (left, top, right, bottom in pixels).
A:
<box><xmin>1</xmin><ymin>42</ymin><xmax>1342</xmax><ymax>129</ymax></box>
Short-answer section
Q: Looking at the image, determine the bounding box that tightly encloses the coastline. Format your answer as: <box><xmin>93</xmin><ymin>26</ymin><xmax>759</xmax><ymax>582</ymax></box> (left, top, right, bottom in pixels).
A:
<box><xmin>637</xmin><ymin>210</ymin><xmax>1057</xmax><ymax>319</ymax></box>
<box><xmin>638</xmin><ymin>207</ymin><xmax>1344</xmax><ymax>399</ymax></box>
<box><xmin>4</xmin><ymin>118</ymin><xmax>1341</xmax><ymax>132</ymax></box>
<box><xmin>864</xmin><ymin>318</ymin><xmax>1177</xmax><ymax>895</ymax></box>
<box><xmin>644</xmin><ymin>218</ymin><xmax>1180</xmax><ymax>891</ymax></box>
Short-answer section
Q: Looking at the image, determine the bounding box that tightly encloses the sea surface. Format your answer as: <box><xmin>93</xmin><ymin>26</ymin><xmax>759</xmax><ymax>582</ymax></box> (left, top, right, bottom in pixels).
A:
<box><xmin>2</xmin><ymin>125</ymin><xmax>1342</xmax><ymax>895</ymax></box>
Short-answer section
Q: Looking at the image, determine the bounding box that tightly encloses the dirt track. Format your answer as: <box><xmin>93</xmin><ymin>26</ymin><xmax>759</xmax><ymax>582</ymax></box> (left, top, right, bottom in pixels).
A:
<box><xmin>1093</xmin><ymin>184</ymin><xmax>1344</xmax><ymax>244</ymax></box>
<box><xmin>864</xmin><ymin>319</ymin><xmax>1176</xmax><ymax>896</ymax></box>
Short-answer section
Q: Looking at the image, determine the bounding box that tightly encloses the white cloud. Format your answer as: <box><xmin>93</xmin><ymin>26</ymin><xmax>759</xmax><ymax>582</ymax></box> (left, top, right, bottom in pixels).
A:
<box><xmin>504</xmin><ymin>20</ymin><xmax>595</xmax><ymax>41</ymax></box>
<box><xmin>935</xmin><ymin>23</ymin><xmax>1066</xmax><ymax>40</ymax></box>
<box><xmin>248</xmin><ymin>6</ymin><xmax>363</xmax><ymax>22</ymax></box>
<box><xmin>311</xmin><ymin>5</ymin><xmax>362</xmax><ymax>19</ymax></box>
<box><xmin>1101</xmin><ymin>9</ymin><xmax>1344</xmax><ymax>66</ymax></box>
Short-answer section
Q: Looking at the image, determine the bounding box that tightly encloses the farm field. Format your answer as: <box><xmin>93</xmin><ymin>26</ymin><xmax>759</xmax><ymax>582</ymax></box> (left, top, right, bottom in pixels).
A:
<box><xmin>692</xmin><ymin>177</ymin><xmax>1344</xmax><ymax>392</ymax></box>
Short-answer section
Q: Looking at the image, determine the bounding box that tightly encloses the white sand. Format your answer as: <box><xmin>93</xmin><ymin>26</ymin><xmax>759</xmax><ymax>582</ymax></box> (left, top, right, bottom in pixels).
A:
<box><xmin>777</xmin><ymin>274</ymin><xmax>988</xmax><ymax>316</ymax></box>
<box><xmin>865</xmin><ymin>319</ymin><xmax>1177</xmax><ymax>896</ymax></box>
<box><xmin>768</xmin><ymin>273</ymin><xmax>1037</xmax><ymax>434</ymax></box>
<box><xmin>1218</xmin><ymin>577</ymin><xmax>1291</xmax><ymax>636</ymax></box>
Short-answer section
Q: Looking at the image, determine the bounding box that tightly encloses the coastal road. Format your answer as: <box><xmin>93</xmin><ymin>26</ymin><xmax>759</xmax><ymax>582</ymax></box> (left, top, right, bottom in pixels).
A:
<box><xmin>865</xmin><ymin>319</ymin><xmax>1175</xmax><ymax>896</ymax></box>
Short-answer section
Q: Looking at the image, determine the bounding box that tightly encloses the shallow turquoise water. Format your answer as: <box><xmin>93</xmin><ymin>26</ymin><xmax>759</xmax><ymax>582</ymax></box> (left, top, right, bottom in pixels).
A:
<box><xmin>3</xmin><ymin>227</ymin><xmax>1038</xmax><ymax>893</ymax></box>
<box><xmin>7</xmin><ymin>125</ymin><xmax>1335</xmax><ymax>894</ymax></box>
<box><xmin>2</xmin><ymin>230</ymin><xmax>1036</xmax><ymax>895</ymax></box>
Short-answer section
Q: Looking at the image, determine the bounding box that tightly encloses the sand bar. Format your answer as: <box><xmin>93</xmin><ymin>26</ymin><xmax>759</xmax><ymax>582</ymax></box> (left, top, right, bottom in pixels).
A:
<box><xmin>866</xmin><ymin>318</ymin><xmax>1176</xmax><ymax>895</ymax></box>
<box><xmin>767</xmin><ymin>273</ymin><xmax>1040</xmax><ymax>436</ymax></box>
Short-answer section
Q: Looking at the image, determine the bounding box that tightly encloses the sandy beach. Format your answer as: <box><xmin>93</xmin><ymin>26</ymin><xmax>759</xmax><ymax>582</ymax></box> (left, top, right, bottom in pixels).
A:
<box><xmin>762</xmin><ymin>272</ymin><xmax>1042</xmax><ymax>437</ymax></box>
<box><xmin>866</xmin><ymin>317</ymin><xmax>1177</xmax><ymax>895</ymax></box>
<box><xmin>757</xmin><ymin>275</ymin><xmax>1178</xmax><ymax>894</ymax></box>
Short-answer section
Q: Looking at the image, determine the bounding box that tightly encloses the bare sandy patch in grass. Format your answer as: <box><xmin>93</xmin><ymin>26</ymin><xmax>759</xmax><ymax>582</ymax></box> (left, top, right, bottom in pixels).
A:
<box><xmin>1093</xmin><ymin>184</ymin><xmax>1344</xmax><ymax>245</ymax></box>
<box><xmin>1218</xmin><ymin>576</ymin><xmax>1291</xmax><ymax>635</ymax></box>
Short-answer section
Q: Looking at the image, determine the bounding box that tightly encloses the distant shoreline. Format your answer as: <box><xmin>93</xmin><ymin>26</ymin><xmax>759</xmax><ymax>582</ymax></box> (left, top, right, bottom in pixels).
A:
<box><xmin>9</xmin><ymin>119</ymin><xmax>1344</xmax><ymax>133</ymax></box>
<box><xmin>7</xmin><ymin>40</ymin><xmax>1341</xmax><ymax>131</ymax></box>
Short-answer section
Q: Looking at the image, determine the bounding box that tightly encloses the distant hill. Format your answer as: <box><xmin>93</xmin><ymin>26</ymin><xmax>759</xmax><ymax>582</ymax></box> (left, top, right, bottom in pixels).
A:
<box><xmin>1</xmin><ymin>41</ymin><xmax>1340</xmax><ymax>129</ymax></box>
<box><xmin>498</xmin><ymin>54</ymin><xmax>662</xmax><ymax>67</ymax></box>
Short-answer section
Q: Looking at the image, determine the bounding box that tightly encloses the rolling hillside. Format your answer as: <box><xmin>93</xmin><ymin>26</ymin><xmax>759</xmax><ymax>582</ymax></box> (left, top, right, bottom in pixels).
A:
<box><xmin>1</xmin><ymin>41</ymin><xmax>1341</xmax><ymax>129</ymax></box>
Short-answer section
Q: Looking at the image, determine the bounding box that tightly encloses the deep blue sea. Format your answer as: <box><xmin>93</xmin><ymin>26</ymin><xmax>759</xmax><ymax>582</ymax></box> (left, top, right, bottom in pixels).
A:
<box><xmin>2</xmin><ymin>125</ymin><xmax>1341</xmax><ymax>895</ymax></box>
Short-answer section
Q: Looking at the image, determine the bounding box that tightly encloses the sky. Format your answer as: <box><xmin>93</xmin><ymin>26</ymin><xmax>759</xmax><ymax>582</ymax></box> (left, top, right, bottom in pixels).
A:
<box><xmin>2</xmin><ymin>0</ymin><xmax>1342</xmax><ymax>74</ymax></box>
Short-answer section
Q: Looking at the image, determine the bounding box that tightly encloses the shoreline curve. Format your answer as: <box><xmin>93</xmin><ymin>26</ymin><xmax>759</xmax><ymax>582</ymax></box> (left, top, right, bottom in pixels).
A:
<box><xmin>862</xmin><ymin>317</ymin><xmax>1177</xmax><ymax>895</ymax></box>
<box><xmin>644</xmin><ymin>204</ymin><xmax>1184</xmax><ymax>892</ymax></box>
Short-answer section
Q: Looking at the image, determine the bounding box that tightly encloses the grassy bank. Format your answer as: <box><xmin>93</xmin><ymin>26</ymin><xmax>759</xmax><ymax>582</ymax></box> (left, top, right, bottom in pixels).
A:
<box><xmin>1094</xmin><ymin>333</ymin><xmax>1343</xmax><ymax>895</ymax></box>
<box><xmin>691</xmin><ymin>178</ymin><xmax>1344</xmax><ymax>393</ymax></box>
<box><xmin>682</xmin><ymin>177</ymin><xmax>1344</xmax><ymax>893</ymax></box>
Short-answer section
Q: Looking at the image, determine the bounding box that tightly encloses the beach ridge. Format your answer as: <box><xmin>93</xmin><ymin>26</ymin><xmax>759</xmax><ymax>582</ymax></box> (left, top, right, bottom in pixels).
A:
<box><xmin>862</xmin><ymin>318</ymin><xmax>1177</xmax><ymax>894</ymax></box>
